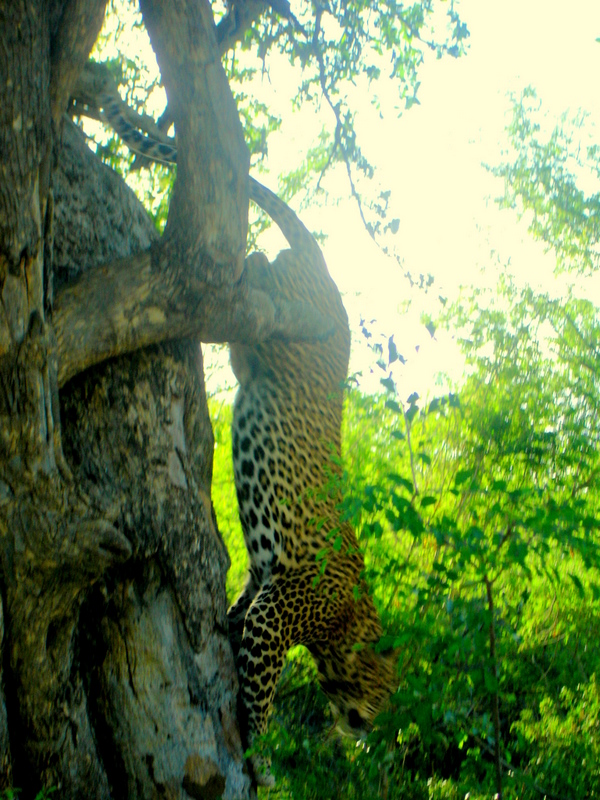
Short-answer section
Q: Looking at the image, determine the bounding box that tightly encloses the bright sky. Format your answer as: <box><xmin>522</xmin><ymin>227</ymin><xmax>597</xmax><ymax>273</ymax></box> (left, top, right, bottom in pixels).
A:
<box><xmin>222</xmin><ymin>0</ymin><xmax>600</xmax><ymax>399</ymax></box>
<box><xmin>97</xmin><ymin>1</ymin><xmax>600</xmax><ymax>399</ymax></box>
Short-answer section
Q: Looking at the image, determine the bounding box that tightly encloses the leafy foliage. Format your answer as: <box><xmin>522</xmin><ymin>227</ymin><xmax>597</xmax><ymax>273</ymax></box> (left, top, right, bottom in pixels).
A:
<box><xmin>83</xmin><ymin>0</ymin><xmax>468</xmax><ymax>244</ymax></box>
<box><xmin>212</xmin><ymin>364</ymin><xmax>600</xmax><ymax>798</ymax></box>
<box><xmin>0</xmin><ymin>788</ymin><xmax>57</xmax><ymax>800</ymax></box>
<box><xmin>240</xmin><ymin>0</ymin><xmax>468</xmax><ymax>226</ymax></box>
<box><xmin>492</xmin><ymin>87</ymin><xmax>600</xmax><ymax>274</ymax></box>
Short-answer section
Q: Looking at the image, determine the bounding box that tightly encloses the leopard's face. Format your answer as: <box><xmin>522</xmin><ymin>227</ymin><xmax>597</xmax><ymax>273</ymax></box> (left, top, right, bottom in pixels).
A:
<box><xmin>317</xmin><ymin>646</ymin><xmax>397</xmax><ymax>739</ymax></box>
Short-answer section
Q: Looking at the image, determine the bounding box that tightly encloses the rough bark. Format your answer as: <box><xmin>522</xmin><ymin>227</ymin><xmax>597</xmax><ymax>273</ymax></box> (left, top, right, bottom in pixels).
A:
<box><xmin>61</xmin><ymin>340</ymin><xmax>247</xmax><ymax>799</ymax></box>
<box><xmin>53</xmin><ymin>247</ymin><xmax>333</xmax><ymax>388</ymax></box>
<box><xmin>49</xmin><ymin>59</ymin><xmax>333</xmax><ymax>387</ymax></box>
<box><xmin>140</xmin><ymin>0</ymin><xmax>249</xmax><ymax>283</ymax></box>
<box><xmin>17</xmin><ymin>111</ymin><xmax>250</xmax><ymax>799</ymax></box>
<box><xmin>0</xmin><ymin>2</ymin><xmax>123</xmax><ymax>794</ymax></box>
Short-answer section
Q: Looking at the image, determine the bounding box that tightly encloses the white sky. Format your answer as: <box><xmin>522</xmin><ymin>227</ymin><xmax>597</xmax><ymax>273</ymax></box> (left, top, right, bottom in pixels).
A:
<box><xmin>98</xmin><ymin>1</ymin><xmax>600</xmax><ymax>399</ymax></box>
<box><xmin>217</xmin><ymin>0</ymin><xmax>600</xmax><ymax>399</ymax></box>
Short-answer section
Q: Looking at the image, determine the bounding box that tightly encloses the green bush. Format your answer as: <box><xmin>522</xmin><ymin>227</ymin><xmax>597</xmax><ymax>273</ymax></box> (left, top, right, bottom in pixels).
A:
<box><xmin>210</xmin><ymin>362</ymin><xmax>600</xmax><ymax>798</ymax></box>
<box><xmin>512</xmin><ymin>676</ymin><xmax>600</xmax><ymax>798</ymax></box>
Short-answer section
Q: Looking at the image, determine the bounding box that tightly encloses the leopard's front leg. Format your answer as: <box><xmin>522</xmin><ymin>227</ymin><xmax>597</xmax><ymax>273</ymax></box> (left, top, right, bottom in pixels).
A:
<box><xmin>236</xmin><ymin>566</ymin><xmax>340</xmax><ymax>786</ymax></box>
<box><xmin>236</xmin><ymin>578</ymin><xmax>290</xmax><ymax>787</ymax></box>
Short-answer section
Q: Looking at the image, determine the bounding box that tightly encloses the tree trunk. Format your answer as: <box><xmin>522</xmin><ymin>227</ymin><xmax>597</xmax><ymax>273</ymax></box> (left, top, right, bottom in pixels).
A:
<box><xmin>54</xmin><ymin>122</ymin><xmax>251</xmax><ymax>799</ymax></box>
<box><xmin>0</xmin><ymin>1</ymin><xmax>256</xmax><ymax>797</ymax></box>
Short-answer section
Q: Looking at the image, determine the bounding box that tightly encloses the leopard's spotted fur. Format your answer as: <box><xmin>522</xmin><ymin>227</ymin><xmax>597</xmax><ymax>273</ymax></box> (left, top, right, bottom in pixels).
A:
<box><xmin>228</xmin><ymin>185</ymin><xmax>395</xmax><ymax>762</ymax></box>
<box><xmin>79</xmin><ymin>73</ymin><xmax>396</xmax><ymax>782</ymax></box>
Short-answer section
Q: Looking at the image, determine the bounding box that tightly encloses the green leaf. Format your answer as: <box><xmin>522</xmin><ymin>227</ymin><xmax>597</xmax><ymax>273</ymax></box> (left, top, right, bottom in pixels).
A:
<box><xmin>405</xmin><ymin>404</ymin><xmax>419</xmax><ymax>425</ymax></box>
<box><xmin>454</xmin><ymin>469</ymin><xmax>474</xmax><ymax>486</ymax></box>
<box><xmin>484</xmin><ymin>670</ymin><xmax>498</xmax><ymax>694</ymax></box>
<box><xmin>420</xmin><ymin>495</ymin><xmax>437</xmax><ymax>508</ymax></box>
<box><xmin>388</xmin><ymin>473</ymin><xmax>414</xmax><ymax>494</ymax></box>
<box><xmin>568</xmin><ymin>572</ymin><xmax>585</xmax><ymax>597</ymax></box>
<box><xmin>428</xmin><ymin>398</ymin><xmax>441</xmax><ymax>414</ymax></box>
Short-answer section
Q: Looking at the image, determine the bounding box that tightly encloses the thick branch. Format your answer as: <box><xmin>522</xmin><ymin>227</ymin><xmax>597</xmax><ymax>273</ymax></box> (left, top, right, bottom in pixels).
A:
<box><xmin>214</xmin><ymin>0</ymin><xmax>303</xmax><ymax>54</ymax></box>
<box><xmin>215</xmin><ymin>0</ymin><xmax>267</xmax><ymax>52</ymax></box>
<box><xmin>0</xmin><ymin>1</ymin><xmax>50</xmax><ymax>273</ymax></box>
<box><xmin>49</xmin><ymin>0</ymin><xmax>108</xmax><ymax>127</ymax></box>
<box><xmin>53</xmin><ymin>249</ymin><xmax>333</xmax><ymax>387</ymax></box>
<box><xmin>139</xmin><ymin>0</ymin><xmax>249</xmax><ymax>283</ymax></box>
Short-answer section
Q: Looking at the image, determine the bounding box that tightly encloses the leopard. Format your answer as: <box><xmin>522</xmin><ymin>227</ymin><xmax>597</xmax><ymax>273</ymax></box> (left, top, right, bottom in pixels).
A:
<box><xmin>72</xmin><ymin>64</ymin><xmax>397</xmax><ymax>784</ymax></box>
<box><xmin>227</xmin><ymin>184</ymin><xmax>396</xmax><ymax>777</ymax></box>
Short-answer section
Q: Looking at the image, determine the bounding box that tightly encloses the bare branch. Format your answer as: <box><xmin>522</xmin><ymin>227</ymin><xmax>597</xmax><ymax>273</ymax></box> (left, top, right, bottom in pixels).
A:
<box><xmin>311</xmin><ymin>6</ymin><xmax>384</xmax><ymax>243</ymax></box>
<box><xmin>53</xmin><ymin>250</ymin><xmax>334</xmax><ymax>387</ymax></box>
<box><xmin>72</xmin><ymin>61</ymin><xmax>172</xmax><ymax>148</ymax></box>
<box><xmin>484</xmin><ymin>575</ymin><xmax>503</xmax><ymax>800</ymax></box>
<box><xmin>215</xmin><ymin>0</ymin><xmax>268</xmax><ymax>52</ymax></box>
<box><xmin>139</xmin><ymin>0</ymin><xmax>250</xmax><ymax>282</ymax></box>
<box><xmin>215</xmin><ymin>0</ymin><xmax>303</xmax><ymax>53</ymax></box>
<box><xmin>49</xmin><ymin>0</ymin><xmax>108</xmax><ymax>127</ymax></box>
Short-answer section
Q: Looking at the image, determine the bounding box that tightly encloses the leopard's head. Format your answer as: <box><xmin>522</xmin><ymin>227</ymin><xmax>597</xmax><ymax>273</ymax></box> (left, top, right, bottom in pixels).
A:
<box><xmin>320</xmin><ymin>646</ymin><xmax>397</xmax><ymax>739</ymax></box>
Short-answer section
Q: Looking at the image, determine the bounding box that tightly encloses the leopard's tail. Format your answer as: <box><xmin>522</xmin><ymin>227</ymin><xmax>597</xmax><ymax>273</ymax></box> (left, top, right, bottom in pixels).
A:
<box><xmin>98</xmin><ymin>91</ymin><xmax>178</xmax><ymax>165</ymax></box>
<box><xmin>95</xmin><ymin>84</ymin><xmax>324</xmax><ymax>272</ymax></box>
<box><xmin>248</xmin><ymin>178</ymin><xmax>325</xmax><ymax>270</ymax></box>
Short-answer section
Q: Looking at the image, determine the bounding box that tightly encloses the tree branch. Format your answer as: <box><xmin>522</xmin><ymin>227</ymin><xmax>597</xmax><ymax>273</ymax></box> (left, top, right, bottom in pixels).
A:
<box><xmin>139</xmin><ymin>0</ymin><xmax>250</xmax><ymax>283</ymax></box>
<box><xmin>49</xmin><ymin>0</ymin><xmax>108</xmax><ymax>127</ymax></box>
<box><xmin>215</xmin><ymin>0</ymin><xmax>301</xmax><ymax>54</ymax></box>
<box><xmin>215</xmin><ymin>0</ymin><xmax>268</xmax><ymax>53</ymax></box>
<box><xmin>484</xmin><ymin>574</ymin><xmax>503</xmax><ymax>800</ymax></box>
<box><xmin>53</xmin><ymin>249</ymin><xmax>334</xmax><ymax>387</ymax></box>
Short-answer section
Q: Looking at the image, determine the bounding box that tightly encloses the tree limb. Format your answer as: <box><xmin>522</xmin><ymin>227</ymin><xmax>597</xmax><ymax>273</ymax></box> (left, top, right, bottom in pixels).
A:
<box><xmin>215</xmin><ymin>0</ymin><xmax>301</xmax><ymax>54</ymax></box>
<box><xmin>53</xmin><ymin>249</ymin><xmax>334</xmax><ymax>387</ymax></box>
<box><xmin>139</xmin><ymin>0</ymin><xmax>249</xmax><ymax>283</ymax></box>
<box><xmin>49</xmin><ymin>0</ymin><xmax>108</xmax><ymax>127</ymax></box>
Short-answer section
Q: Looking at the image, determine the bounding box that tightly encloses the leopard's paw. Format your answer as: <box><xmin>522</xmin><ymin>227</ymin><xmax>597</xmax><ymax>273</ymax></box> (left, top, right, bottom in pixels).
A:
<box><xmin>250</xmin><ymin>754</ymin><xmax>275</xmax><ymax>788</ymax></box>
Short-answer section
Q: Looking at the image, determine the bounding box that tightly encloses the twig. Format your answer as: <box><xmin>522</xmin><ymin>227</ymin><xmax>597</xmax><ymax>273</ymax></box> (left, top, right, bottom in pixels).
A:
<box><xmin>311</xmin><ymin>5</ymin><xmax>379</xmax><ymax>241</ymax></box>
<box><xmin>484</xmin><ymin>574</ymin><xmax>502</xmax><ymax>800</ymax></box>
<box><xmin>401</xmin><ymin>402</ymin><xmax>419</xmax><ymax>496</ymax></box>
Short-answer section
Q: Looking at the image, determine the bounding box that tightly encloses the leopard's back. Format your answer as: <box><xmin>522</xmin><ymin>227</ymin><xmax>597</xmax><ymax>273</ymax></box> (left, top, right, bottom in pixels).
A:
<box><xmin>231</xmin><ymin>183</ymin><xmax>353</xmax><ymax>586</ymax></box>
<box><xmin>232</xmin><ymin>180</ymin><xmax>350</xmax><ymax>398</ymax></box>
